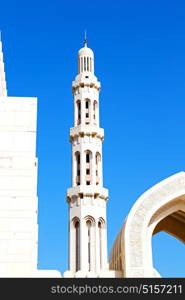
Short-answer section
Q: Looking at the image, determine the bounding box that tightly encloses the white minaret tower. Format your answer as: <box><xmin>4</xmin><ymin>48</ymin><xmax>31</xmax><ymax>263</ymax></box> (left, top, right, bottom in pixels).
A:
<box><xmin>66</xmin><ymin>38</ymin><xmax>109</xmax><ymax>277</ymax></box>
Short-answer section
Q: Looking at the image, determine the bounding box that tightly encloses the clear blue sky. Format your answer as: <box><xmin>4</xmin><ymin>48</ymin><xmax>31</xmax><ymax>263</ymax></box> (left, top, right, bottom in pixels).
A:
<box><xmin>0</xmin><ymin>0</ymin><xmax>185</xmax><ymax>277</ymax></box>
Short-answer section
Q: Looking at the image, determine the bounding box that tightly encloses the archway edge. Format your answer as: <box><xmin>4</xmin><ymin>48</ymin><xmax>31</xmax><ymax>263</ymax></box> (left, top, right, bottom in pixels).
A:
<box><xmin>124</xmin><ymin>171</ymin><xmax>185</xmax><ymax>277</ymax></box>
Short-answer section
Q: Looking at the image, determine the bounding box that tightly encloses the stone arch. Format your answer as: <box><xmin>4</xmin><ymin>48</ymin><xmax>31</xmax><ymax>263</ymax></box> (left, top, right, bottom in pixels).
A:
<box><xmin>83</xmin><ymin>215</ymin><xmax>95</xmax><ymax>225</ymax></box>
<box><xmin>71</xmin><ymin>216</ymin><xmax>80</xmax><ymax>226</ymax></box>
<box><xmin>83</xmin><ymin>215</ymin><xmax>96</xmax><ymax>271</ymax></box>
<box><xmin>98</xmin><ymin>217</ymin><xmax>106</xmax><ymax>229</ymax></box>
<box><xmin>110</xmin><ymin>172</ymin><xmax>185</xmax><ymax>277</ymax></box>
<box><xmin>98</xmin><ymin>217</ymin><xmax>107</xmax><ymax>270</ymax></box>
<box><xmin>71</xmin><ymin>217</ymin><xmax>80</xmax><ymax>272</ymax></box>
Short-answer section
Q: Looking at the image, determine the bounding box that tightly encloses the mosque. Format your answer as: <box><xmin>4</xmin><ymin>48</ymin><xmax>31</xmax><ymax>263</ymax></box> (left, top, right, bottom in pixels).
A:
<box><xmin>0</xmin><ymin>37</ymin><xmax>184</xmax><ymax>277</ymax></box>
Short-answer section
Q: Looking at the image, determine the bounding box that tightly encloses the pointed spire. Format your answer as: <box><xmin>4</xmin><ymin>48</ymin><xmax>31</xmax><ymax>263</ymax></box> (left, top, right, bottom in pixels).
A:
<box><xmin>84</xmin><ymin>30</ymin><xmax>87</xmax><ymax>47</ymax></box>
<box><xmin>0</xmin><ymin>31</ymin><xmax>7</xmax><ymax>97</ymax></box>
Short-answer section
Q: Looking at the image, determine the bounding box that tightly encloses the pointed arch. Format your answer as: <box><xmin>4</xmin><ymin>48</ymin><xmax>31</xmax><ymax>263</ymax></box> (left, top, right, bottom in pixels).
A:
<box><xmin>110</xmin><ymin>172</ymin><xmax>185</xmax><ymax>277</ymax></box>
<box><xmin>83</xmin><ymin>216</ymin><xmax>95</xmax><ymax>271</ymax></box>
<box><xmin>84</xmin><ymin>215</ymin><xmax>95</xmax><ymax>225</ymax></box>
<box><xmin>98</xmin><ymin>217</ymin><xmax>106</xmax><ymax>270</ymax></box>
<box><xmin>71</xmin><ymin>217</ymin><xmax>80</xmax><ymax>272</ymax></box>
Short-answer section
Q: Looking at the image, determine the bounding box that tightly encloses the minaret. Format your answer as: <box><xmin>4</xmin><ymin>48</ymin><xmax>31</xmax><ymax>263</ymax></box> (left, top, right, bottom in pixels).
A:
<box><xmin>0</xmin><ymin>33</ymin><xmax>7</xmax><ymax>97</ymax></box>
<box><xmin>66</xmin><ymin>38</ymin><xmax>109</xmax><ymax>276</ymax></box>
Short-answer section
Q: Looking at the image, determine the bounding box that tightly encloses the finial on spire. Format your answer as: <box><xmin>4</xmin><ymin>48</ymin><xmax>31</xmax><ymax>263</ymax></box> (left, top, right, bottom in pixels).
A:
<box><xmin>84</xmin><ymin>30</ymin><xmax>87</xmax><ymax>47</ymax></box>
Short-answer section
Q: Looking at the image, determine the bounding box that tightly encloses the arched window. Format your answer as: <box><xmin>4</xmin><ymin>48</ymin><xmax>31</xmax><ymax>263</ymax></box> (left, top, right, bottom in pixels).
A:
<box><xmin>95</xmin><ymin>152</ymin><xmax>101</xmax><ymax>185</ymax></box>
<box><xmin>85</xmin><ymin>150</ymin><xmax>92</xmax><ymax>185</ymax></box>
<box><xmin>90</xmin><ymin>58</ymin><xmax>92</xmax><ymax>72</ymax></box>
<box><xmin>81</xmin><ymin>57</ymin><xmax>83</xmax><ymax>73</ymax></box>
<box><xmin>85</xmin><ymin>99</ymin><xmax>90</xmax><ymax>125</ymax></box>
<box><xmin>75</xmin><ymin>152</ymin><xmax>80</xmax><ymax>185</ymax></box>
<box><xmin>83</xmin><ymin>215</ymin><xmax>96</xmax><ymax>271</ymax></box>
<box><xmin>93</xmin><ymin>100</ymin><xmax>98</xmax><ymax>125</ymax></box>
<box><xmin>84</xmin><ymin>216</ymin><xmax>95</xmax><ymax>272</ymax></box>
<box><xmin>72</xmin><ymin>218</ymin><xmax>80</xmax><ymax>272</ymax></box>
<box><xmin>98</xmin><ymin>221</ymin><xmax>102</xmax><ymax>269</ymax></box>
<box><xmin>87</xmin><ymin>57</ymin><xmax>89</xmax><ymax>71</ymax></box>
<box><xmin>86</xmin><ymin>220</ymin><xmax>91</xmax><ymax>271</ymax></box>
<box><xmin>76</xmin><ymin>100</ymin><xmax>81</xmax><ymax>125</ymax></box>
<box><xmin>98</xmin><ymin>218</ymin><xmax>105</xmax><ymax>270</ymax></box>
<box><xmin>75</xmin><ymin>220</ymin><xmax>80</xmax><ymax>271</ymax></box>
<box><xmin>84</xmin><ymin>57</ymin><xmax>86</xmax><ymax>71</ymax></box>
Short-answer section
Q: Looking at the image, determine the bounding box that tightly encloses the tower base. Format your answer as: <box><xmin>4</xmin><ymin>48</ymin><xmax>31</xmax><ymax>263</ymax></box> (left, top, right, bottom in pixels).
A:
<box><xmin>63</xmin><ymin>270</ymin><xmax>123</xmax><ymax>278</ymax></box>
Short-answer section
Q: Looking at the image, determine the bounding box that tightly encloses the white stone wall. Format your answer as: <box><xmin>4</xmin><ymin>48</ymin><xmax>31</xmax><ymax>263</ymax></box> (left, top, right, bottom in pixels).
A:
<box><xmin>0</xmin><ymin>96</ymin><xmax>61</xmax><ymax>277</ymax></box>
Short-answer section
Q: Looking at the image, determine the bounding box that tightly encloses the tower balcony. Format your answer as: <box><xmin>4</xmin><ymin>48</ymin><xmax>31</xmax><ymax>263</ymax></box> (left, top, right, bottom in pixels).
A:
<box><xmin>66</xmin><ymin>186</ymin><xmax>109</xmax><ymax>202</ymax></box>
<box><xmin>70</xmin><ymin>125</ymin><xmax>104</xmax><ymax>142</ymax></box>
<box><xmin>72</xmin><ymin>74</ymin><xmax>101</xmax><ymax>93</ymax></box>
